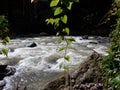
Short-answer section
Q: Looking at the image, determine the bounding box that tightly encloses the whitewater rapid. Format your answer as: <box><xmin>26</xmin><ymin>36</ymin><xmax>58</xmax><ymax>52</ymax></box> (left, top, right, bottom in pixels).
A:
<box><xmin>0</xmin><ymin>36</ymin><xmax>109</xmax><ymax>90</ymax></box>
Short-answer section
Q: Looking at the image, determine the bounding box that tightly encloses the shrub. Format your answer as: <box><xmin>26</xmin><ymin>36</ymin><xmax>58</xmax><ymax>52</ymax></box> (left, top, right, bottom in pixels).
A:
<box><xmin>0</xmin><ymin>15</ymin><xmax>10</xmax><ymax>56</ymax></box>
<box><xmin>102</xmin><ymin>0</ymin><xmax>120</xmax><ymax>89</ymax></box>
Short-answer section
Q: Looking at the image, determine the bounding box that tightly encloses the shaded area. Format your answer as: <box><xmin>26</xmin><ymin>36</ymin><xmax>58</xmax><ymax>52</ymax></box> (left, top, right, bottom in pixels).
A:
<box><xmin>68</xmin><ymin>0</ymin><xmax>113</xmax><ymax>36</ymax></box>
<box><xmin>0</xmin><ymin>0</ymin><xmax>113</xmax><ymax>36</ymax></box>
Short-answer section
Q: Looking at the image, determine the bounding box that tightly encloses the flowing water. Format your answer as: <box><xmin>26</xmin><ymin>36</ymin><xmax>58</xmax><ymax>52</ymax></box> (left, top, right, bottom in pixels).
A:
<box><xmin>0</xmin><ymin>36</ymin><xmax>109</xmax><ymax>90</ymax></box>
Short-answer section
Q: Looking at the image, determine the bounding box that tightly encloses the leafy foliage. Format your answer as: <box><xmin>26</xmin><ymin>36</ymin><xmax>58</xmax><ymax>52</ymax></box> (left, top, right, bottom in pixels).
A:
<box><xmin>46</xmin><ymin>0</ymin><xmax>79</xmax><ymax>68</ymax></box>
<box><xmin>46</xmin><ymin>0</ymin><xmax>78</xmax><ymax>88</ymax></box>
<box><xmin>102</xmin><ymin>0</ymin><xmax>120</xmax><ymax>89</ymax></box>
<box><xmin>0</xmin><ymin>16</ymin><xmax>10</xmax><ymax>56</ymax></box>
<box><xmin>50</xmin><ymin>0</ymin><xmax>60</xmax><ymax>7</ymax></box>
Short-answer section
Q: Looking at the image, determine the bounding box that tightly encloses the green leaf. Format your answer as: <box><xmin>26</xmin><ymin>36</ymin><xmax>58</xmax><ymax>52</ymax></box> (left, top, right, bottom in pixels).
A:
<box><xmin>57</xmin><ymin>47</ymin><xmax>65</xmax><ymax>52</ymax></box>
<box><xmin>67</xmin><ymin>2</ymin><xmax>73</xmax><ymax>10</ymax></box>
<box><xmin>64</xmin><ymin>55</ymin><xmax>70</xmax><ymax>61</ymax></box>
<box><xmin>45</xmin><ymin>18</ymin><xmax>54</xmax><ymax>25</ymax></box>
<box><xmin>4</xmin><ymin>36</ymin><xmax>10</xmax><ymax>42</ymax></box>
<box><xmin>68</xmin><ymin>38</ymin><xmax>76</xmax><ymax>42</ymax></box>
<box><xmin>2</xmin><ymin>36</ymin><xmax>10</xmax><ymax>45</ymax></box>
<box><xmin>50</xmin><ymin>0</ymin><xmax>59</xmax><ymax>7</ymax></box>
<box><xmin>63</xmin><ymin>27</ymin><xmax>70</xmax><ymax>35</ymax></box>
<box><xmin>54</xmin><ymin>7</ymin><xmax>63</xmax><ymax>16</ymax></box>
<box><xmin>2</xmin><ymin>48</ymin><xmax>8</xmax><ymax>56</ymax></box>
<box><xmin>61</xmin><ymin>15</ymin><xmax>67</xmax><ymax>24</ymax></box>
<box><xmin>54</xmin><ymin>18</ymin><xmax>60</xmax><ymax>25</ymax></box>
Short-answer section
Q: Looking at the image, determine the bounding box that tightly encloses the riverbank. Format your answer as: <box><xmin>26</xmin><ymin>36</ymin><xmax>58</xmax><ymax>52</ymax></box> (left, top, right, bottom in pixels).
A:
<box><xmin>43</xmin><ymin>52</ymin><xmax>111</xmax><ymax>90</ymax></box>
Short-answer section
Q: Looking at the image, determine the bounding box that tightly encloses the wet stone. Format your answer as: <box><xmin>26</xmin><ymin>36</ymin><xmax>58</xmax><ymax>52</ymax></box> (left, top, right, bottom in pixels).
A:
<box><xmin>0</xmin><ymin>65</ymin><xmax>7</xmax><ymax>72</ymax></box>
<box><xmin>89</xmin><ymin>41</ymin><xmax>98</xmax><ymax>44</ymax></box>
<box><xmin>0</xmin><ymin>80</ymin><xmax>6</xmax><ymax>87</ymax></box>
<box><xmin>27</xmin><ymin>42</ymin><xmax>37</xmax><ymax>47</ymax></box>
<box><xmin>0</xmin><ymin>65</ymin><xmax>16</xmax><ymax>80</ymax></box>
<box><xmin>5</xmin><ymin>66</ymin><xmax>16</xmax><ymax>76</ymax></box>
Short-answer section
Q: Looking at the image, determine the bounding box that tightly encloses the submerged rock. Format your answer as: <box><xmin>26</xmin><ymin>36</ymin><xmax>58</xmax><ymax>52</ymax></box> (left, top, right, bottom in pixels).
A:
<box><xmin>27</xmin><ymin>42</ymin><xmax>37</xmax><ymax>47</ymax></box>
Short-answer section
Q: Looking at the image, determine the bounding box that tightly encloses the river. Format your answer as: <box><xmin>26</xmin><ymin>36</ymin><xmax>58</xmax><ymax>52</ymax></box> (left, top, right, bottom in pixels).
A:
<box><xmin>0</xmin><ymin>36</ymin><xmax>109</xmax><ymax>90</ymax></box>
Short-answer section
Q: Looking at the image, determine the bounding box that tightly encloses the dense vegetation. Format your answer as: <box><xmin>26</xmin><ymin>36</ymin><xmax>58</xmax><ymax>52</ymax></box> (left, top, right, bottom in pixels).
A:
<box><xmin>0</xmin><ymin>16</ymin><xmax>10</xmax><ymax>56</ymax></box>
<box><xmin>102</xmin><ymin>0</ymin><xmax>120</xmax><ymax>89</ymax></box>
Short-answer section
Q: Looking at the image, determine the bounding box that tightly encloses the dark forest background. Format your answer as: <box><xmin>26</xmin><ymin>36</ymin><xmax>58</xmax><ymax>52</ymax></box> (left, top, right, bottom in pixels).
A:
<box><xmin>0</xmin><ymin>0</ymin><xmax>114</xmax><ymax>36</ymax></box>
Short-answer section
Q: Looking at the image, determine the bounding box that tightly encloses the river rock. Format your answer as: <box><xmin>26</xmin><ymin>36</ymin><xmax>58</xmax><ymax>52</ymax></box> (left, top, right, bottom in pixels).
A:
<box><xmin>27</xmin><ymin>42</ymin><xmax>37</xmax><ymax>47</ymax></box>
<box><xmin>0</xmin><ymin>80</ymin><xmax>6</xmax><ymax>87</ymax></box>
<box><xmin>5</xmin><ymin>66</ymin><xmax>16</xmax><ymax>76</ymax></box>
<box><xmin>0</xmin><ymin>65</ymin><xmax>7</xmax><ymax>80</ymax></box>
<box><xmin>89</xmin><ymin>41</ymin><xmax>98</xmax><ymax>44</ymax></box>
<box><xmin>0</xmin><ymin>65</ymin><xmax>16</xmax><ymax>80</ymax></box>
<box><xmin>0</xmin><ymin>80</ymin><xmax>5</xmax><ymax>90</ymax></box>
<box><xmin>0</xmin><ymin>65</ymin><xmax>7</xmax><ymax>72</ymax></box>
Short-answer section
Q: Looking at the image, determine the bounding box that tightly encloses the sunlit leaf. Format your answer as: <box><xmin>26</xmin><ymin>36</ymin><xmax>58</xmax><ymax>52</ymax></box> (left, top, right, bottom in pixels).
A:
<box><xmin>2</xmin><ymin>48</ymin><xmax>8</xmax><ymax>56</ymax></box>
<box><xmin>57</xmin><ymin>47</ymin><xmax>65</xmax><ymax>52</ymax></box>
<box><xmin>67</xmin><ymin>2</ymin><xmax>73</xmax><ymax>10</ymax></box>
<box><xmin>5</xmin><ymin>36</ymin><xmax>10</xmax><ymax>42</ymax></box>
<box><xmin>54</xmin><ymin>7</ymin><xmax>63</xmax><ymax>16</ymax></box>
<box><xmin>64</xmin><ymin>55</ymin><xmax>70</xmax><ymax>61</ymax></box>
<box><xmin>46</xmin><ymin>18</ymin><xmax>54</xmax><ymax>25</ymax></box>
<box><xmin>2</xmin><ymin>36</ymin><xmax>10</xmax><ymax>45</ymax></box>
<box><xmin>50</xmin><ymin>0</ymin><xmax>59</xmax><ymax>7</ymax></box>
<box><xmin>61</xmin><ymin>15</ymin><xmax>67</xmax><ymax>24</ymax></box>
<box><xmin>63</xmin><ymin>27</ymin><xmax>70</xmax><ymax>35</ymax></box>
<box><xmin>54</xmin><ymin>18</ymin><xmax>60</xmax><ymax>25</ymax></box>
